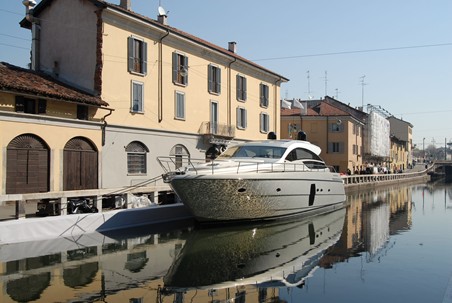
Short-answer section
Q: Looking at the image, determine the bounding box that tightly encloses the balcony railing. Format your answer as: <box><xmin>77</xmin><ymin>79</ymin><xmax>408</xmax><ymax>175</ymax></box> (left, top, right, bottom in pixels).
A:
<box><xmin>199</xmin><ymin>121</ymin><xmax>235</xmax><ymax>138</ymax></box>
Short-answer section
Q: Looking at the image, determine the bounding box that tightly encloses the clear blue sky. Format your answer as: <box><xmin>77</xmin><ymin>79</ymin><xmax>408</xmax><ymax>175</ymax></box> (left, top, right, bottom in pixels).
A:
<box><xmin>1</xmin><ymin>0</ymin><xmax>451</xmax><ymax>149</ymax></box>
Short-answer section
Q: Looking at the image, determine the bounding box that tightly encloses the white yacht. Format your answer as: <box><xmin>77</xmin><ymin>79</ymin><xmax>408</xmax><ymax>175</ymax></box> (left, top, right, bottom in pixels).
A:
<box><xmin>158</xmin><ymin>136</ymin><xmax>345</xmax><ymax>223</ymax></box>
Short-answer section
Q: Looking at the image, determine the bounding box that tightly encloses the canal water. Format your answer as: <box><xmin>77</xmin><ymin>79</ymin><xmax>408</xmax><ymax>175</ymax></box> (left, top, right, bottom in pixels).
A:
<box><xmin>1</xmin><ymin>181</ymin><xmax>452</xmax><ymax>303</ymax></box>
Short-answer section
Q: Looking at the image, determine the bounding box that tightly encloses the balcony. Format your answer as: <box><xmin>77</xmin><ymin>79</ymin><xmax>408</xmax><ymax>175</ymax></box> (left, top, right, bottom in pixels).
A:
<box><xmin>199</xmin><ymin>122</ymin><xmax>235</xmax><ymax>138</ymax></box>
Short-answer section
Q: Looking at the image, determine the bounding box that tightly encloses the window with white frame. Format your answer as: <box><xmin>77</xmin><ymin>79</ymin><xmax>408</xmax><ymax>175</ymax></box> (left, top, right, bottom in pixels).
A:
<box><xmin>260</xmin><ymin>83</ymin><xmax>269</xmax><ymax>107</ymax></box>
<box><xmin>260</xmin><ymin>112</ymin><xmax>269</xmax><ymax>133</ymax></box>
<box><xmin>175</xmin><ymin>91</ymin><xmax>185</xmax><ymax>119</ymax></box>
<box><xmin>172</xmin><ymin>52</ymin><xmax>188</xmax><ymax>85</ymax></box>
<box><xmin>127</xmin><ymin>36</ymin><xmax>147</xmax><ymax>75</ymax></box>
<box><xmin>208</xmin><ymin>64</ymin><xmax>221</xmax><ymax>94</ymax></box>
<box><xmin>236</xmin><ymin>107</ymin><xmax>247</xmax><ymax>129</ymax></box>
<box><xmin>125</xmin><ymin>141</ymin><xmax>148</xmax><ymax>174</ymax></box>
<box><xmin>236</xmin><ymin>74</ymin><xmax>247</xmax><ymax>101</ymax></box>
<box><xmin>131</xmin><ymin>81</ymin><xmax>143</xmax><ymax>113</ymax></box>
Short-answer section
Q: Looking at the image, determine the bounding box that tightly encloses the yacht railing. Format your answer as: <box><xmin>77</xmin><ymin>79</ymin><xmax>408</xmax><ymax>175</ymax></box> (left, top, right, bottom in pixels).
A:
<box><xmin>157</xmin><ymin>156</ymin><xmax>330</xmax><ymax>177</ymax></box>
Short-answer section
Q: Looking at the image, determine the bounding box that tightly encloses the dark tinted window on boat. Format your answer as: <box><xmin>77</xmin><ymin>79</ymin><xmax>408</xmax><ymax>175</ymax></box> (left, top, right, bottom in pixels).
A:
<box><xmin>285</xmin><ymin>148</ymin><xmax>323</xmax><ymax>162</ymax></box>
<box><xmin>219</xmin><ymin>145</ymin><xmax>286</xmax><ymax>159</ymax></box>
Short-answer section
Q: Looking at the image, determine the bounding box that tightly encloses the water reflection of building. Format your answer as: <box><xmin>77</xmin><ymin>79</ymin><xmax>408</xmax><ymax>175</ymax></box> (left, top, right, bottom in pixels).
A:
<box><xmin>319</xmin><ymin>186</ymin><xmax>413</xmax><ymax>267</ymax></box>
<box><xmin>0</xmin><ymin>230</ymin><xmax>187</xmax><ymax>303</ymax></box>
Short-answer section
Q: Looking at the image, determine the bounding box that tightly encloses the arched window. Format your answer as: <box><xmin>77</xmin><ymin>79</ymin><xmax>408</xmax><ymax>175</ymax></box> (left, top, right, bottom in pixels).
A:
<box><xmin>126</xmin><ymin>141</ymin><xmax>149</xmax><ymax>174</ymax></box>
<box><xmin>170</xmin><ymin>144</ymin><xmax>189</xmax><ymax>169</ymax></box>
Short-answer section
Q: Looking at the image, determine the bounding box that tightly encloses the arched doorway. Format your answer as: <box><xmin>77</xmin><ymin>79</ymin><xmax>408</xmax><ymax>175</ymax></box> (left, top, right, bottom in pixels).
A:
<box><xmin>6</xmin><ymin>134</ymin><xmax>50</xmax><ymax>194</ymax></box>
<box><xmin>63</xmin><ymin>137</ymin><xmax>98</xmax><ymax>190</ymax></box>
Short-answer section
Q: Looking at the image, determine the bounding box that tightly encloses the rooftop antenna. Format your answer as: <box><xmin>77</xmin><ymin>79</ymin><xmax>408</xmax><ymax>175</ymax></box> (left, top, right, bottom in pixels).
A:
<box><xmin>335</xmin><ymin>88</ymin><xmax>340</xmax><ymax>99</ymax></box>
<box><xmin>306</xmin><ymin>70</ymin><xmax>312</xmax><ymax>99</ymax></box>
<box><xmin>360</xmin><ymin>75</ymin><xmax>367</xmax><ymax>109</ymax></box>
<box><xmin>323</xmin><ymin>71</ymin><xmax>328</xmax><ymax>96</ymax></box>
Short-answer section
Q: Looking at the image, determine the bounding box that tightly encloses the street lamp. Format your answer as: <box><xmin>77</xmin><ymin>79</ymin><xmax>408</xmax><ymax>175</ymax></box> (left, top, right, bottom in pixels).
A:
<box><xmin>423</xmin><ymin>138</ymin><xmax>425</xmax><ymax>161</ymax></box>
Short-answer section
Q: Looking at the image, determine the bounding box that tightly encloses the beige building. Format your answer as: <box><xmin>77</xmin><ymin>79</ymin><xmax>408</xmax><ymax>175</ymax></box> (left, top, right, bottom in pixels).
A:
<box><xmin>17</xmin><ymin>0</ymin><xmax>288</xmax><ymax>190</ymax></box>
<box><xmin>388</xmin><ymin>116</ymin><xmax>413</xmax><ymax>170</ymax></box>
<box><xmin>281</xmin><ymin>98</ymin><xmax>365</xmax><ymax>174</ymax></box>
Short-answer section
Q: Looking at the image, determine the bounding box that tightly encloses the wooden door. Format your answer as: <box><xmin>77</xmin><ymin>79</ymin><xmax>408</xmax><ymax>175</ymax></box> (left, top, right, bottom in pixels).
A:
<box><xmin>63</xmin><ymin>137</ymin><xmax>98</xmax><ymax>190</ymax></box>
<box><xmin>6</xmin><ymin>134</ymin><xmax>49</xmax><ymax>194</ymax></box>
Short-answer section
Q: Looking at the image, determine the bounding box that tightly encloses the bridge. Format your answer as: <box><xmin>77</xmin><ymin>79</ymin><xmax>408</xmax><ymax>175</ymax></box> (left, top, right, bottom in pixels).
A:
<box><xmin>431</xmin><ymin>160</ymin><xmax>452</xmax><ymax>182</ymax></box>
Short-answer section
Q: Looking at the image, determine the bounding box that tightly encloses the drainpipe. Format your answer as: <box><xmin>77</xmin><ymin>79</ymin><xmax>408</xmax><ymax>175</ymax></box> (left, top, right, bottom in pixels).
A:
<box><xmin>158</xmin><ymin>30</ymin><xmax>170</xmax><ymax>123</ymax></box>
<box><xmin>227</xmin><ymin>57</ymin><xmax>236</xmax><ymax>128</ymax></box>
<box><xmin>273</xmin><ymin>77</ymin><xmax>282</xmax><ymax>136</ymax></box>
<box><xmin>23</xmin><ymin>0</ymin><xmax>40</xmax><ymax>70</ymax></box>
<box><xmin>101</xmin><ymin>109</ymin><xmax>114</xmax><ymax>146</ymax></box>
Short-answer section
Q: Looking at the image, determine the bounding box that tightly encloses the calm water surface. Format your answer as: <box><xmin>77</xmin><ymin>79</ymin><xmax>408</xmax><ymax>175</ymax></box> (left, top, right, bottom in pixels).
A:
<box><xmin>1</xmin><ymin>181</ymin><xmax>452</xmax><ymax>303</ymax></box>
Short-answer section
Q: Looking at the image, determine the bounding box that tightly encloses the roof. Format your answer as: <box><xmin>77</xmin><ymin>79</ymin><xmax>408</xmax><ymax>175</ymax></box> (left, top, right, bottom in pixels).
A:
<box><xmin>0</xmin><ymin>62</ymin><xmax>109</xmax><ymax>107</ymax></box>
<box><xmin>20</xmin><ymin>0</ymin><xmax>289</xmax><ymax>83</ymax></box>
<box><xmin>280</xmin><ymin>101</ymin><xmax>350</xmax><ymax>117</ymax></box>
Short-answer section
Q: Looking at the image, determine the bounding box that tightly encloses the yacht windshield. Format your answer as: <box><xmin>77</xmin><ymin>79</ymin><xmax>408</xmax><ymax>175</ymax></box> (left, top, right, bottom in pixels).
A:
<box><xmin>218</xmin><ymin>145</ymin><xmax>287</xmax><ymax>159</ymax></box>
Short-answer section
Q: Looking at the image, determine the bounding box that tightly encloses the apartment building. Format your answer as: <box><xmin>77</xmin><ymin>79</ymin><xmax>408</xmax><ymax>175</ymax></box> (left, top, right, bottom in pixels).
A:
<box><xmin>19</xmin><ymin>0</ymin><xmax>288</xmax><ymax>189</ymax></box>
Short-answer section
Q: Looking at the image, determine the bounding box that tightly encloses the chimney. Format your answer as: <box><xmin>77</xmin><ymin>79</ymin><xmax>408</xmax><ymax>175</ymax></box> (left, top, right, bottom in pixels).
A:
<box><xmin>157</xmin><ymin>14</ymin><xmax>168</xmax><ymax>25</ymax></box>
<box><xmin>228</xmin><ymin>41</ymin><xmax>237</xmax><ymax>53</ymax></box>
<box><xmin>120</xmin><ymin>0</ymin><xmax>131</xmax><ymax>10</ymax></box>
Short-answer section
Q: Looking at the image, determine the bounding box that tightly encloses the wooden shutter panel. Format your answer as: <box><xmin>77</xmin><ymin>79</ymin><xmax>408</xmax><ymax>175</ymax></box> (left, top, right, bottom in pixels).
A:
<box><xmin>236</xmin><ymin>74</ymin><xmax>241</xmax><ymax>100</ymax></box>
<box><xmin>15</xmin><ymin>96</ymin><xmax>25</xmax><ymax>112</ymax></box>
<box><xmin>127</xmin><ymin>37</ymin><xmax>133</xmax><ymax>72</ymax></box>
<box><xmin>183</xmin><ymin>55</ymin><xmax>188</xmax><ymax>85</ymax></box>
<box><xmin>216</xmin><ymin>67</ymin><xmax>221</xmax><ymax>93</ymax></box>
<box><xmin>142</xmin><ymin>41</ymin><xmax>148</xmax><ymax>75</ymax></box>
<box><xmin>208</xmin><ymin>65</ymin><xmax>213</xmax><ymax>92</ymax></box>
<box><xmin>172</xmin><ymin>52</ymin><xmax>178</xmax><ymax>83</ymax></box>
<box><xmin>243</xmin><ymin>77</ymin><xmax>247</xmax><ymax>101</ymax></box>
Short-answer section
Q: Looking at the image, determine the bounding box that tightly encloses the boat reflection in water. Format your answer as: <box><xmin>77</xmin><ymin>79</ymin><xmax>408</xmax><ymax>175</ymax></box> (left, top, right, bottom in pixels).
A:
<box><xmin>163</xmin><ymin>206</ymin><xmax>346</xmax><ymax>293</ymax></box>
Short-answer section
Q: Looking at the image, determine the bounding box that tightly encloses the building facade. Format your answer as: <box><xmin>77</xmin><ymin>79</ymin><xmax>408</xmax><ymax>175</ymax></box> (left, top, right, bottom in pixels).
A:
<box><xmin>19</xmin><ymin>0</ymin><xmax>288</xmax><ymax>189</ymax></box>
<box><xmin>280</xmin><ymin>98</ymin><xmax>365</xmax><ymax>174</ymax></box>
<box><xmin>0</xmin><ymin>62</ymin><xmax>109</xmax><ymax>194</ymax></box>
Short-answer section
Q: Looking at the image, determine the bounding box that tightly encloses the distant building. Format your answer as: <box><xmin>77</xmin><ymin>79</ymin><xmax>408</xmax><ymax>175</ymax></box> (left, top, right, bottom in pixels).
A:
<box><xmin>388</xmin><ymin>116</ymin><xmax>413</xmax><ymax>170</ymax></box>
<box><xmin>281</xmin><ymin>97</ymin><xmax>365</xmax><ymax>174</ymax></box>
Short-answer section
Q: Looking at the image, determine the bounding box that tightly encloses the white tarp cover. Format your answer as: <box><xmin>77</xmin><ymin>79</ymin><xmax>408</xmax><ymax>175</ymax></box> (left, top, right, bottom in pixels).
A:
<box><xmin>366</xmin><ymin>111</ymin><xmax>390</xmax><ymax>157</ymax></box>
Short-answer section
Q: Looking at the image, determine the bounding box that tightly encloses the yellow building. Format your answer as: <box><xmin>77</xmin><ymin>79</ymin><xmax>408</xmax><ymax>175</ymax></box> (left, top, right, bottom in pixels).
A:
<box><xmin>281</xmin><ymin>97</ymin><xmax>365</xmax><ymax>174</ymax></box>
<box><xmin>0</xmin><ymin>62</ymin><xmax>110</xmax><ymax>194</ymax></box>
<box><xmin>17</xmin><ymin>0</ymin><xmax>288</xmax><ymax>189</ymax></box>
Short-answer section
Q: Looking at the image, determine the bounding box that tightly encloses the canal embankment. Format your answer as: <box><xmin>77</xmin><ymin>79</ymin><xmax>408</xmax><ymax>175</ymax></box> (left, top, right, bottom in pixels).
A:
<box><xmin>0</xmin><ymin>165</ymin><xmax>431</xmax><ymax>245</ymax></box>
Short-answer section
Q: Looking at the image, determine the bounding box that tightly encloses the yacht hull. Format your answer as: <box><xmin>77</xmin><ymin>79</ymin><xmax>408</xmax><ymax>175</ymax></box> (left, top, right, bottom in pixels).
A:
<box><xmin>170</xmin><ymin>171</ymin><xmax>345</xmax><ymax>223</ymax></box>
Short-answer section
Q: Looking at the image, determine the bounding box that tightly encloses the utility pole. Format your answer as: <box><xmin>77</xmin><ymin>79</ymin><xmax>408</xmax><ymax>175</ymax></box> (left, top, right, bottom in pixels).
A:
<box><xmin>324</xmin><ymin>71</ymin><xmax>328</xmax><ymax>96</ymax></box>
<box><xmin>306</xmin><ymin>70</ymin><xmax>311</xmax><ymax>99</ymax></box>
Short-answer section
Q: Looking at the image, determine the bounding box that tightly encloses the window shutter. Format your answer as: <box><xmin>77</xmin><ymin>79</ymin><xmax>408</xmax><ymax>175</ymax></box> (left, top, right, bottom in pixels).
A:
<box><xmin>328</xmin><ymin>142</ymin><xmax>332</xmax><ymax>153</ymax></box>
<box><xmin>38</xmin><ymin>99</ymin><xmax>46</xmax><ymax>114</ymax></box>
<box><xmin>216</xmin><ymin>67</ymin><xmax>221</xmax><ymax>93</ymax></box>
<box><xmin>183</xmin><ymin>56</ymin><xmax>188</xmax><ymax>85</ymax></box>
<box><xmin>236</xmin><ymin>107</ymin><xmax>241</xmax><ymax>127</ymax></box>
<box><xmin>127</xmin><ymin>37</ymin><xmax>133</xmax><ymax>72</ymax></box>
<box><xmin>172</xmin><ymin>52</ymin><xmax>178</xmax><ymax>83</ymax></box>
<box><xmin>15</xmin><ymin>96</ymin><xmax>25</xmax><ymax>112</ymax></box>
<box><xmin>243</xmin><ymin>77</ymin><xmax>247</xmax><ymax>101</ymax></box>
<box><xmin>244</xmin><ymin>108</ymin><xmax>247</xmax><ymax>128</ymax></box>
<box><xmin>208</xmin><ymin>65</ymin><xmax>213</xmax><ymax>92</ymax></box>
<box><xmin>236</xmin><ymin>74</ymin><xmax>241</xmax><ymax>100</ymax></box>
<box><xmin>259</xmin><ymin>84</ymin><xmax>264</xmax><ymax>106</ymax></box>
<box><xmin>142</xmin><ymin>41</ymin><xmax>147</xmax><ymax>75</ymax></box>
